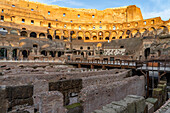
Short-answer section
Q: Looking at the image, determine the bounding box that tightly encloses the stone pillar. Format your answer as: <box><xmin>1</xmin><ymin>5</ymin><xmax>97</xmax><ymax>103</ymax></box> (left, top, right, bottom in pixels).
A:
<box><xmin>102</xmin><ymin>65</ymin><xmax>106</xmax><ymax>70</ymax></box>
<box><xmin>78</xmin><ymin>64</ymin><xmax>81</xmax><ymax>68</ymax></box>
<box><xmin>8</xmin><ymin>49</ymin><xmax>13</xmax><ymax>60</ymax></box>
<box><xmin>91</xmin><ymin>65</ymin><xmax>94</xmax><ymax>69</ymax></box>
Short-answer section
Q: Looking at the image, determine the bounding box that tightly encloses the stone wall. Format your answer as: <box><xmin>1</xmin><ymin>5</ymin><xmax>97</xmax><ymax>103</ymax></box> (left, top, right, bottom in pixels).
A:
<box><xmin>79</xmin><ymin>76</ymin><xmax>145</xmax><ymax>113</ymax></box>
<box><xmin>0</xmin><ymin>68</ymin><xmax>125</xmax><ymax>86</ymax></box>
<box><xmin>82</xmin><ymin>70</ymin><xmax>131</xmax><ymax>88</ymax></box>
<box><xmin>49</xmin><ymin>79</ymin><xmax>82</xmax><ymax>106</ymax></box>
<box><xmin>35</xmin><ymin>91</ymin><xmax>66</xmax><ymax>113</ymax></box>
<box><xmin>0</xmin><ymin>85</ymin><xmax>33</xmax><ymax>113</ymax></box>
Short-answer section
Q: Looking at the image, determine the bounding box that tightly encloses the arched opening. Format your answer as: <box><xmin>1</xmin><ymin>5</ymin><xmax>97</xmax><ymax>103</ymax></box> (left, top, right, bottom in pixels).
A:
<box><xmin>47</xmin><ymin>35</ymin><xmax>52</xmax><ymax>40</ymax></box>
<box><xmin>39</xmin><ymin>33</ymin><xmax>45</xmax><ymax>38</ymax></box>
<box><xmin>63</xmin><ymin>37</ymin><xmax>68</xmax><ymax>40</ymax></box>
<box><xmin>10</xmin><ymin>30</ymin><xmax>18</xmax><ymax>35</ymax></box>
<box><xmin>126</xmin><ymin>30</ymin><xmax>131</xmax><ymax>35</ymax></box>
<box><xmin>88</xmin><ymin>52</ymin><xmax>91</xmax><ymax>56</ymax></box>
<box><xmin>85</xmin><ymin>37</ymin><xmax>89</xmax><ymax>40</ymax></box>
<box><xmin>81</xmin><ymin>52</ymin><xmax>84</xmax><ymax>57</ymax></box>
<box><xmin>58</xmin><ymin>51</ymin><xmax>62</xmax><ymax>57</ymax></box>
<box><xmin>80</xmin><ymin>47</ymin><xmax>83</xmax><ymax>50</ymax></box>
<box><xmin>105</xmin><ymin>37</ymin><xmax>109</xmax><ymax>40</ymax></box>
<box><xmin>119</xmin><ymin>36</ymin><xmax>122</xmax><ymax>39</ymax></box>
<box><xmin>126</xmin><ymin>36</ymin><xmax>129</xmax><ymax>38</ymax></box>
<box><xmin>30</xmin><ymin>32</ymin><xmax>37</xmax><ymax>38</ymax></box>
<box><xmin>112</xmin><ymin>37</ymin><xmax>116</xmax><ymax>39</ymax></box>
<box><xmin>158</xmin><ymin>50</ymin><xmax>161</xmax><ymax>57</ymax></box>
<box><xmin>145</xmin><ymin>48</ymin><xmax>150</xmax><ymax>59</ymax></box>
<box><xmin>149</xmin><ymin>27</ymin><xmax>157</xmax><ymax>36</ymax></box>
<box><xmin>33</xmin><ymin>44</ymin><xmax>38</xmax><ymax>48</ymax></box>
<box><xmin>41</xmin><ymin>50</ymin><xmax>47</xmax><ymax>56</ymax></box>
<box><xmin>50</xmin><ymin>51</ymin><xmax>55</xmax><ymax>57</ymax></box>
<box><xmin>92</xmin><ymin>36</ymin><xmax>97</xmax><ymax>40</ymax></box>
<box><xmin>0</xmin><ymin>48</ymin><xmax>7</xmax><ymax>59</ymax></box>
<box><xmin>22</xmin><ymin>50</ymin><xmax>28</xmax><ymax>59</ymax></box>
<box><xmin>12</xmin><ymin>49</ymin><xmax>17</xmax><ymax>60</ymax></box>
<box><xmin>0</xmin><ymin>28</ymin><xmax>8</xmax><ymax>35</ymax></box>
<box><xmin>20</xmin><ymin>31</ymin><xmax>28</xmax><ymax>37</ymax></box>
<box><xmin>78</xmin><ymin>36</ymin><xmax>82</xmax><ymax>40</ymax></box>
<box><xmin>55</xmin><ymin>35</ymin><xmax>60</xmax><ymax>39</ymax></box>
<box><xmin>157</xmin><ymin>26</ymin><xmax>169</xmax><ymax>35</ymax></box>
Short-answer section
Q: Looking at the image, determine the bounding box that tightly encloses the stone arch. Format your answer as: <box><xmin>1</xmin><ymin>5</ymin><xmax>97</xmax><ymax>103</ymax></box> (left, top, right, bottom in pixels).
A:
<box><xmin>126</xmin><ymin>30</ymin><xmax>131</xmax><ymax>35</ymax></box>
<box><xmin>140</xmin><ymin>28</ymin><xmax>148</xmax><ymax>37</ymax></box>
<box><xmin>132</xmin><ymin>29</ymin><xmax>141</xmax><ymax>38</ymax></box>
<box><xmin>55</xmin><ymin>30</ymin><xmax>61</xmax><ymax>39</ymax></box>
<box><xmin>39</xmin><ymin>33</ymin><xmax>45</xmax><ymax>38</ymax></box>
<box><xmin>47</xmin><ymin>35</ymin><xmax>52</xmax><ymax>40</ymax></box>
<box><xmin>98</xmin><ymin>31</ymin><xmax>103</xmax><ymax>40</ymax></box>
<box><xmin>118</xmin><ymin>31</ymin><xmax>124</xmax><ymax>39</ymax></box>
<box><xmin>12</xmin><ymin>49</ymin><xmax>17</xmax><ymax>60</ymax></box>
<box><xmin>55</xmin><ymin>35</ymin><xmax>60</xmax><ymax>39</ymax></box>
<box><xmin>85</xmin><ymin>31</ymin><xmax>90</xmax><ymax>40</ymax></box>
<box><xmin>22</xmin><ymin>50</ymin><xmax>28</xmax><ymax>59</ymax></box>
<box><xmin>105</xmin><ymin>31</ymin><xmax>110</xmax><ymax>40</ymax></box>
<box><xmin>10</xmin><ymin>29</ymin><xmax>18</xmax><ymax>35</ymax></box>
<box><xmin>33</xmin><ymin>44</ymin><xmax>38</xmax><ymax>48</ymax></box>
<box><xmin>85</xmin><ymin>37</ymin><xmax>90</xmax><ymax>40</ymax></box>
<box><xmin>30</xmin><ymin>32</ymin><xmax>37</xmax><ymax>38</ymax></box>
<box><xmin>0</xmin><ymin>28</ymin><xmax>8</xmax><ymax>35</ymax></box>
<box><xmin>78</xmin><ymin>31</ymin><xmax>83</xmax><ymax>40</ymax></box>
<box><xmin>81</xmin><ymin>52</ymin><xmax>84</xmax><ymax>57</ymax></box>
<box><xmin>41</xmin><ymin>50</ymin><xmax>47</xmax><ymax>56</ymax></box>
<box><xmin>50</xmin><ymin>51</ymin><xmax>55</xmax><ymax>57</ymax></box>
<box><xmin>0</xmin><ymin>48</ymin><xmax>7</xmax><ymax>59</ymax></box>
<box><xmin>157</xmin><ymin>26</ymin><xmax>169</xmax><ymax>35</ymax></box>
<box><xmin>97</xmin><ymin>43</ymin><xmax>102</xmax><ymax>48</ymax></box>
<box><xmin>111</xmin><ymin>31</ymin><xmax>117</xmax><ymax>39</ymax></box>
<box><xmin>144</xmin><ymin>48</ymin><xmax>150</xmax><ymax>59</ymax></box>
<box><xmin>92</xmin><ymin>36</ymin><xmax>97</xmax><ymax>40</ymax></box>
<box><xmin>92</xmin><ymin>32</ymin><xmax>97</xmax><ymax>36</ymax></box>
<box><xmin>58</xmin><ymin>51</ymin><xmax>62</xmax><ymax>57</ymax></box>
<box><xmin>149</xmin><ymin>27</ymin><xmax>157</xmax><ymax>35</ymax></box>
<box><xmin>20</xmin><ymin>31</ymin><xmax>28</xmax><ymax>37</ymax></box>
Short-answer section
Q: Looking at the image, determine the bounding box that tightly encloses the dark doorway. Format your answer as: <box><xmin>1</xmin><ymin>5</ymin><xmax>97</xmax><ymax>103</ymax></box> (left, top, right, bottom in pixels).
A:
<box><xmin>50</xmin><ymin>51</ymin><xmax>55</xmax><ymax>57</ymax></box>
<box><xmin>145</xmin><ymin>48</ymin><xmax>150</xmax><ymax>59</ymax></box>
<box><xmin>0</xmin><ymin>48</ymin><xmax>7</xmax><ymax>59</ymax></box>
<box><xmin>58</xmin><ymin>51</ymin><xmax>62</xmax><ymax>57</ymax></box>
<box><xmin>78</xmin><ymin>37</ymin><xmax>82</xmax><ymax>40</ymax></box>
<box><xmin>30</xmin><ymin>32</ymin><xmax>37</xmax><ymax>38</ymax></box>
<box><xmin>41</xmin><ymin>51</ymin><xmax>47</xmax><ymax>56</ymax></box>
<box><xmin>39</xmin><ymin>33</ymin><xmax>45</xmax><ymax>38</ymax></box>
<box><xmin>55</xmin><ymin>35</ymin><xmax>60</xmax><ymax>39</ymax></box>
<box><xmin>110</xmin><ymin>57</ymin><xmax>114</xmax><ymax>61</ymax></box>
<box><xmin>81</xmin><ymin>52</ymin><xmax>84</xmax><ymax>57</ymax></box>
<box><xmin>105</xmin><ymin>37</ymin><xmax>110</xmax><ymax>40</ymax></box>
<box><xmin>158</xmin><ymin>50</ymin><xmax>161</xmax><ymax>57</ymax></box>
<box><xmin>20</xmin><ymin>31</ymin><xmax>28</xmax><ymax>37</ymax></box>
<box><xmin>12</xmin><ymin>49</ymin><xmax>17</xmax><ymax>60</ymax></box>
<box><xmin>22</xmin><ymin>50</ymin><xmax>28</xmax><ymax>59</ymax></box>
<box><xmin>47</xmin><ymin>35</ymin><xmax>52</xmax><ymax>40</ymax></box>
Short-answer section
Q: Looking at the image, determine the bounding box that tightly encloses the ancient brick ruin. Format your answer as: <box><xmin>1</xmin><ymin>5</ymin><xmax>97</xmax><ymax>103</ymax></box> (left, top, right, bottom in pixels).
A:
<box><xmin>0</xmin><ymin>0</ymin><xmax>169</xmax><ymax>113</ymax></box>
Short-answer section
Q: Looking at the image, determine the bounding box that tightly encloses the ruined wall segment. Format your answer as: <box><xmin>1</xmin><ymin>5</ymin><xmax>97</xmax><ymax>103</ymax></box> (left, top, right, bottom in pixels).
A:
<box><xmin>0</xmin><ymin>0</ymin><xmax>143</xmax><ymax>24</ymax></box>
<box><xmin>79</xmin><ymin>76</ymin><xmax>145</xmax><ymax>113</ymax></box>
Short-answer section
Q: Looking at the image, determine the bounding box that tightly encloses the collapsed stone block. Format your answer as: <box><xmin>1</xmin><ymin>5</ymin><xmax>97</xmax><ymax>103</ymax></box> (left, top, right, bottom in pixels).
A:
<box><xmin>36</xmin><ymin>91</ymin><xmax>66</xmax><ymax>113</ymax></box>
<box><xmin>146</xmin><ymin>98</ymin><xmax>158</xmax><ymax>111</ymax></box>
<box><xmin>146</xmin><ymin>102</ymin><xmax>154</xmax><ymax>113</ymax></box>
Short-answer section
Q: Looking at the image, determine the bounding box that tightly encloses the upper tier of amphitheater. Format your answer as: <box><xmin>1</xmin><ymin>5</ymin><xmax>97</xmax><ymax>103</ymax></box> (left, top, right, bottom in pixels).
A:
<box><xmin>0</xmin><ymin>0</ymin><xmax>143</xmax><ymax>23</ymax></box>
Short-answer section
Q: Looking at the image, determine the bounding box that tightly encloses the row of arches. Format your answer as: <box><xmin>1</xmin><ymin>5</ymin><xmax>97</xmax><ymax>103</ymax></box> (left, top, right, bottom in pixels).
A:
<box><xmin>0</xmin><ymin>25</ymin><xmax>169</xmax><ymax>41</ymax></box>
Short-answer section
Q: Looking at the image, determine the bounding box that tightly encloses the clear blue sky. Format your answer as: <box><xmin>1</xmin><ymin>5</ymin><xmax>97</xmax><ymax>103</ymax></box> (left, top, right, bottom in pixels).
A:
<box><xmin>31</xmin><ymin>0</ymin><xmax>170</xmax><ymax>21</ymax></box>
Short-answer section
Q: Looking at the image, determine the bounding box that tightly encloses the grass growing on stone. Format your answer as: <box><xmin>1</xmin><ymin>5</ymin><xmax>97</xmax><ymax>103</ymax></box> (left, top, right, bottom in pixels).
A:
<box><xmin>65</xmin><ymin>103</ymin><xmax>81</xmax><ymax>109</ymax></box>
